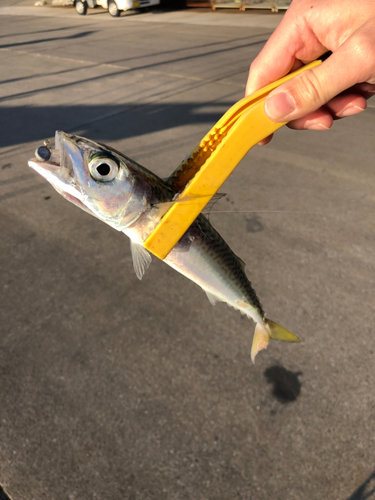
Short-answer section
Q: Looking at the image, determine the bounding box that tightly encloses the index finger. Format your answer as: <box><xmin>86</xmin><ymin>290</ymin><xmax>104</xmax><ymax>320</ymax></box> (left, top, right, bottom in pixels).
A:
<box><xmin>245</xmin><ymin>12</ymin><xmax>326</xmax><ymax>95</ymax></box>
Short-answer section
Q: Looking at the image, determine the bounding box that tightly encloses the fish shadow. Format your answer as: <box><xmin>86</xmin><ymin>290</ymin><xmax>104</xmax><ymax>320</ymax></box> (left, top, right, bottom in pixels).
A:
<box><xmin>346</xmin><ymin>471</ymin><xmax>375</xmax><ymax>500</ymax></box>
<box><xmin>0</xmin><ymin>485</ymin><xmax>11</xmax><ymax>500</ymax></box>
<box><xmin>264</xmin><ymin>365</ymin><xmax>302</xmax><ymax>403</ymax></box>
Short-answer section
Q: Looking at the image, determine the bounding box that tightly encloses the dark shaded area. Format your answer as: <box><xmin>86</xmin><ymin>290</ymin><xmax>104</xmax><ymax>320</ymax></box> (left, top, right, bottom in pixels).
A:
<box><xmin>0</xmin><ymin>30</ymin><xmax>95</xmax><ymax>50</ymax></box>
<box><xmin>0</xmin><ymin>62</ymin><xmax>100</xmax><ymax>87</ymax></box>
<box><xmin>347</xmin><ymin>471</ymin><xmax>375</xmax><ymax>500</ymax></box>
<box><xmin>159</xmin><ymin>0</ymin><xmax>186</xmax><ymax>8</ymax></box>
<box><xmin>0</xmin><ymin>101</ymin><xmax>233</xmax><ymax>148</ymax></box>
<box><xmin>264</xmin><ymin>365</ymin><xmax>302</xmax><ymax>403</ymax></box>
<box><xmin>0</xmin><ymin>25</ymin><xmax>81</xmax><ymax>39</ymax></box>
<box><xmin>0</xmin><ymin>485</ymin><xmax>11</xmax><ymax>500</ymax></box>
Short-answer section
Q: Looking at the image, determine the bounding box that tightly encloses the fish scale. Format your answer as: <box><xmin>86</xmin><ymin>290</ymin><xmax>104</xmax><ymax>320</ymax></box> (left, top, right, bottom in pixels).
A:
<box><xmin>184</xmin><ymin>214</ymin><xmax>264</xmax><ymax>316</ymax></box>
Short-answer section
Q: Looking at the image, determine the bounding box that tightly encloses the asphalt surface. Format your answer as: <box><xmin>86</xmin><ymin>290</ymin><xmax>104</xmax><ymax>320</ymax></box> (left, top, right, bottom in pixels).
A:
<box><xmin>1</xmin><ymin>3</ymin><xmax>375</xmax><ymax>500</ymax></box>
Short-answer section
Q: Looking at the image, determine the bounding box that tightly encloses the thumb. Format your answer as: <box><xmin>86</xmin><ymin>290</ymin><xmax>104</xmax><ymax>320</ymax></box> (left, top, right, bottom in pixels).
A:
<box><xmin>264</xmin><ymin>31</ymin><xmax>375</xmax><ymax>122</ymax></box>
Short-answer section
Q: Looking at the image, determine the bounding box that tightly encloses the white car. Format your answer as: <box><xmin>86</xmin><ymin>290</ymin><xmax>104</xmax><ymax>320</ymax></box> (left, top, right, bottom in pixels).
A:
<box><xmin>75</xmin><ymin>0</ymin><xmax>160</xmax><ymax>17</ymax></box>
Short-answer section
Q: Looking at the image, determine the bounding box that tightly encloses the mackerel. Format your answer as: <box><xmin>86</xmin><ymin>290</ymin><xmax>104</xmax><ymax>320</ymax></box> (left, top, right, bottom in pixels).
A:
<box><xmin>28</xmin><ymin>131</ymin><xmax>300</xmax><ymax>361</ymax></box>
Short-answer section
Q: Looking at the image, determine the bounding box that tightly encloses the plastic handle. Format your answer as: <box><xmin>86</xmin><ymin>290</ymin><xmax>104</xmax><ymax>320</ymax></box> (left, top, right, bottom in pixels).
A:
<box><xmin>144</xmin><ymin>59</ymin><xmax>322</xmax><ymax>260</ymax></box>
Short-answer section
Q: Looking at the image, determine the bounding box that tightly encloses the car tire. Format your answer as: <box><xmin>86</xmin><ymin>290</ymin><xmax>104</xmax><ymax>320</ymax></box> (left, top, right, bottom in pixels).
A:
<box><xmin>75</xmin><ymin>0</ymin><xmax>87</xmax><ymax>14</ymax></box>
<box><xmin>108</xmin><ymin>0</ymin><xmax>121</xmax><ymax>16</ymax></box>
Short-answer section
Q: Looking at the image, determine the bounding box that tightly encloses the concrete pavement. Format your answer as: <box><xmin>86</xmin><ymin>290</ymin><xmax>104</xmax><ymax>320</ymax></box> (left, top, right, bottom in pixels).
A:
<box><xmin>0</xmin><ymin>3</ymin><xmax>375</xmax><ymax>500</ymax></box>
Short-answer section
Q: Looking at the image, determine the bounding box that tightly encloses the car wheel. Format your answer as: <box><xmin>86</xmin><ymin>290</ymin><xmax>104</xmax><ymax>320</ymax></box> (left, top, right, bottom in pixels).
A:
<box><xmin>75</xmin><ymin>0</ymin><xmax>87</xmax><ymax>14</ymax></box>
<box><xmin>108</xmin><ymin>0</ymin><xmax>121</xmax><ymax>16</ymax></box>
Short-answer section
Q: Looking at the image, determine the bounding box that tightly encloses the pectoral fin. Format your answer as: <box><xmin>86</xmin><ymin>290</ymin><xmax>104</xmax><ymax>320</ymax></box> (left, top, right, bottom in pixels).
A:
<box><xmin>251</xmin><ymin>319</ymin><xmax>301</xmax><ymax>363</ymax></box>
<box><xmin>130</xmin><ymin>241</ymin><xmax>152</xmax><ymax>280</ymax></box>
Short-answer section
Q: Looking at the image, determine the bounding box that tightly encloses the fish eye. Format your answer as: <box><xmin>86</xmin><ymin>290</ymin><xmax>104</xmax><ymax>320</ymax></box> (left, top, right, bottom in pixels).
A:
<box><xmin>88</xmin><ymin>156</ymin><xmax>118</xmax><ymax>182</ymax></box>
<box><xmin>35</xmin><ymin>145</ymin><xmax>51</xmax><ymax>162</ymax></box>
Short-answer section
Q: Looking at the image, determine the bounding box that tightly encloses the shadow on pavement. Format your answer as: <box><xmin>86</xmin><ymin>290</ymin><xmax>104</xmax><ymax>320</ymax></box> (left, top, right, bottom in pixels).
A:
<box><xmin>0</xmin><ymin>101</ymin><xmax>234</xmax><ymax>148</ymax></box>
<box><xmin>347</xmin><ymin>471</ymin><xmax>375</xmax><ymax>500</ymax></box>
<box><xmin>0</xmin><ymin>24</ymin><xmax>84</xmax><ymax>39</ymax></box>
<box><xmin>0</xmin><ymin>29</ymin><xmax>96</xmax><ymax>49</ymax></box>
<box><xmin>264</xmin><ymin>365</ymin><xmax>302</xmax><ymax>403</ymax></box>
<box><xmin>0</xmin><ymin>485</ymin><xmax>11</xmax><ymax>500</ymax></box>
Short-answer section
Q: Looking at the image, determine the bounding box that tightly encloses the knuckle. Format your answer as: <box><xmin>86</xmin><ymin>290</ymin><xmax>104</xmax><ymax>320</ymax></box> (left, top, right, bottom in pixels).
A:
<box><xmin>292</xmin><ymin>70</ymin><xmax>326</xmax><ymax>108</ymax></box>
<box><xmin>346</xmin><ymin>27</ymin><xmax>375</xmax><ymax>82</ymax></box>
<box><xmin>350</xmin><ymin>33</ymin><xmax>374</xmax><ymax>59</ymax></box>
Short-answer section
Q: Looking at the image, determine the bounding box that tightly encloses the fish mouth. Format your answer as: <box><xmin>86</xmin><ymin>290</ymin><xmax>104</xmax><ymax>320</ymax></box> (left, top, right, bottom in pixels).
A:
<box><xmin>28</xmin><ymin>131</ymin><xmax>89</xmax><ymax>211</ymax></box>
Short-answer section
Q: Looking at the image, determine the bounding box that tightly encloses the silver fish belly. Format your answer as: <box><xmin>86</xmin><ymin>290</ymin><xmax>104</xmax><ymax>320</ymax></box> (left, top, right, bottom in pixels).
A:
<box><xmin>127</xmin><ymin>211</ymin><xmax>264</xmax><ymax>321</ymax></box>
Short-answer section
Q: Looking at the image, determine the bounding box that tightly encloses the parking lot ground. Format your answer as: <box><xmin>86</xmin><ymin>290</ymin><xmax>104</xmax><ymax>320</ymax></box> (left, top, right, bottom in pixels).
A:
<box><xmin>0</xmin><ymin>4</ymin><xmax>375</xmax><ymax>500</ymax></box>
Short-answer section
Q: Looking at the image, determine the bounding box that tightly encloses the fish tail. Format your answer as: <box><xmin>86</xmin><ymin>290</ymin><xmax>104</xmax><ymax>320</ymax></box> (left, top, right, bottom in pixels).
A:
<box><xmin>250</xmin><ymin>319</ymin><xmax>301</xmax><ymax>363</ymax></box>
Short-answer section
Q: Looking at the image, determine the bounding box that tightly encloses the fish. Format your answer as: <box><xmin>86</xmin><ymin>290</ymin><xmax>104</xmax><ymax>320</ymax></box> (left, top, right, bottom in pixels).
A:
<box><xmin>28</xmin><ymin>131</ymin><xmax>300</xmax><ymax>362</ymax></box>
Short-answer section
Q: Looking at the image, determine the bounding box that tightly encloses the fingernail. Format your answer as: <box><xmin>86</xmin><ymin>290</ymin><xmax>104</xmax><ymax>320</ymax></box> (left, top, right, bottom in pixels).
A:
<box><xmin>359</xmin><ymin>83</ymin><xmax>375</xmax><ymax>94</ymax></box>
<box><xmin>265</xmin><ymin>92</ymin><xmax>296</xmax><ymax>121</ymax></box>
<box><xmin>336</xmin><ymin>105</ymin><xmax>365</xmax><ymax>118</ymax></box>
<box><xmin>306</xmin><ymin>123</ymin><xmax>330</xmax><ymax>131</ymax></box>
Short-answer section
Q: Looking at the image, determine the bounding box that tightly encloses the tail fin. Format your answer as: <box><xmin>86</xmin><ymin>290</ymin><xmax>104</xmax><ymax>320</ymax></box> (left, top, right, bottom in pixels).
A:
<box><xmin>251</xmin><ymin>319</ymin><xmax>301</xmax><ymax>363</ymax></box>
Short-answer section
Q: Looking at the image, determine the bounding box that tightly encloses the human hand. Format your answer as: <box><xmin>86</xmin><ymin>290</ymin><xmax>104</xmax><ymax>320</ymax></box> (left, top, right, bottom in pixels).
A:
<box><xmin>246</xmin><ymin>0</ymin><xmax>375</xmax><ymax>145</ymax></box>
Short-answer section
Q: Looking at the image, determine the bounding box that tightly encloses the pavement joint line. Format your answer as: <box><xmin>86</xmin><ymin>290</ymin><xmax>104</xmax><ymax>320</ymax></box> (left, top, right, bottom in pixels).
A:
<box><xmin>205</xmin><ymin>209</ymin><xmax>375</xmax><ymax>217</ymax></box>
<box><xmin>0</xmin><ymin>47</ymin><xmax>93</xmax><ymax>66</ymax></box>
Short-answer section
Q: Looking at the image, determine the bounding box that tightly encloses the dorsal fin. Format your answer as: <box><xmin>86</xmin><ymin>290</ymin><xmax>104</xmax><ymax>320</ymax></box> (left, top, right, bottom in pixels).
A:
<box><xmin>203</xmin><ymin>193</ymin><xmax>226</xmax><ymax>216</ymax></box>
<box><xmin>235</xmin><ymin>254</ymin><xmax>246</xmax><ymax>271</ymax></box>
<box><xmin>152</xmin><ymin>193</ymin><xmax>226</xmax><ymax>216</ymax></box>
